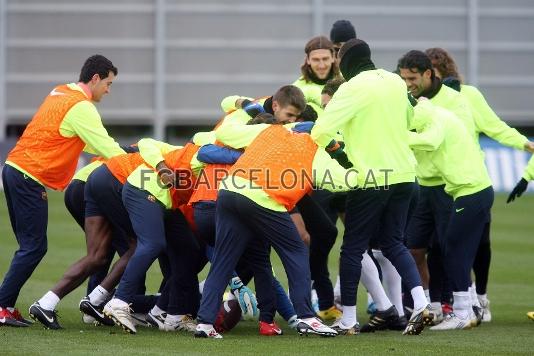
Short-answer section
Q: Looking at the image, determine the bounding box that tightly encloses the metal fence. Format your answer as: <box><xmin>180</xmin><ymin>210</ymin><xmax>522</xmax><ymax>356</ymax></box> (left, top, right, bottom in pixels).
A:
<box><xmin>1</xmin><ymin>0</ymin><xmax>534</xmax><ymax>141</ymax></box>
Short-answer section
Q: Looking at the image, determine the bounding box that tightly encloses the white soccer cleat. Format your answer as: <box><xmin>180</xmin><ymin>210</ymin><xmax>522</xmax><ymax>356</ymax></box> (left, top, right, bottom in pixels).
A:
<box><xmin>479</xmin><ymin>298</ymin><xmax>491</xmax><ymax>322</ymax></box>
<box><xmin>430</xmin><ymin>313</ymin><xmax>472</xmax><ymax>331</ymax></box>
<box><xmin>163</xmin><ymin>314</ymin><xmax>197</xmax><ymax>332</ymax></box>
<box><xmin>403</xmin><ymin>304</ymin><xmax>434</xmax><ymax>335</ymax></box>
<box><xmin>194</xmin><ymin>323</ymin><xmax>223</xmax><ymax>339</ymax></box>
<box><xmin>103</xmin><ymin>299</ymin><xmax>136</xmax><ymax>334</ymax></box>
<box><xmin>296</xmin><ymin>317</ymin><xmax>338</xmax><ymax>337</ymax></box>
<box><xmin>146</xmin><ymin>311</ymin><xmax>166</xmax><ymax>330</ymax></box>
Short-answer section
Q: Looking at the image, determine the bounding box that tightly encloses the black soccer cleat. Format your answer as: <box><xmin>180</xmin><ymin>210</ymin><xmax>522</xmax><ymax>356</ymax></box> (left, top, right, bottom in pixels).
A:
<box><xmin>79</xmin><ymin>297</ymin><xmax>114</xmax><ymax>326</ymax></box>
<box><xmin>360</xmin><ymin>306</ymin><xmax>400</xmax><ymax>333</ymax></box>
<box><xmin>29</xmin><ymin>302</ymin><xmax>62</xmax><ymax>330</ymax></box>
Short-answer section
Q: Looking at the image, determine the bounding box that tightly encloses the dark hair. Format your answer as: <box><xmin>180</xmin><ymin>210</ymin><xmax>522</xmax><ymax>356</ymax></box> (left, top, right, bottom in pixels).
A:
<box><xmin>321</xmin><ymin>78</ymin><xmax>346</xmax><ymax>97</ymax></box>
<box><xmin>272</xmin><ymin>85</ymin><xmax>307</xmax><ymax>113</ymax></box>
<box><xmin>397</xmin><ymin>50</ymin><xmax>434</xmax><ymax>77</ymax></box>
<box><xmin>79</xmin><ymin>54</ymin><xmax>118</xmax><ymax>83</ymax></box>
<box><xmin>425</xmin><ymin>47</ymin><xmax>463</xmax><ymax>83</ymax></box>
<box><xmin>247</xmin><ymin>113</ymin><xmax>276</xmax><ymax>125</ymax></box>
<box><xmin>298</xmin><ymin>105</ymin><xmax>318</xmax><ymax>122</ymax></box>
<box><xmin>300</xmin><ymin>36</ymin><xmax>340</xmax><ymax>83</ymax></box>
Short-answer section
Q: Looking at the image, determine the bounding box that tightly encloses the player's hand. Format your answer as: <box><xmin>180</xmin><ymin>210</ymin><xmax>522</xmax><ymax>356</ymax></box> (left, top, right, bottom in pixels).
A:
<box><xmin>243</xmin><ymin>101</ymin><xmax>265</xmax><ymax>118</ymax></box>
<box><xmin>523</xmin><ymin>141</ymin><xmax>534</xmax><ymax>153</ymax></box>
<box><xmin>156</xmin><ymin>161</ymin><xmax>174</xmax><ymax>188</ymax></box>
<box><xmin>507</xmin><ymin>178</ymin><xmax>528</xmax><ymax>203</ymax></box>
<box><xmin>229</xmin><ymin>277</ymin><xmax>258</xmax><ymax>318</ymax></box>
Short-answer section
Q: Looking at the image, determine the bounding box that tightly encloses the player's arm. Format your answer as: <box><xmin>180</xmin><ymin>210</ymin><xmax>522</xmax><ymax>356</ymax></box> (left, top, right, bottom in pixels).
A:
<box><xmin>311</xmin><ymin>82</ymin><xmax>365</xmax><ymax>147</ymax></box>
<box><xmin>215</xmin><ymin>122</ymin><xmax>270</xmax><ymax>149</ymax></box>
<box><xmin>192</xmin><ymin>131</ymin><xmax>216</xmax><ymax>146</ymax></box>
<box><xmin>197</xmin><ymin>144</ymin><xmax>242</xmax><ymax>164</ymax></box>
<box><xmin>408</xmin><ymin>101</ymin><xmax>445</xmax><ymax>151</ymax></box>
<box><xmin>312</xmin><ymin>148</ymin><xmax>357</xmax><ymax>192</ymax></box>
<box><xmin>61</xmin><ymin>101</ymin><xmax>125</xmax><ymax>158</ymax></box>
<box><xmin>467</xmin><ymin>86</ymin><xmax>531</xmax><ymax>151</ymax></box>
<box><xmin>137</xmin><ymin>138</ymin><xmax>181</xmax><ymax>168</ymax></box>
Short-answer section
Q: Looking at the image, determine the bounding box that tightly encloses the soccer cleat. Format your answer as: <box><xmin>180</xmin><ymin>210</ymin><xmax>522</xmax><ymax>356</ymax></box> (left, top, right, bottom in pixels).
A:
<box><xmin>361</xmin><ymin>306</ymin><xmax>400</xmax><ymax>333</ymax></box>
<box><xmin>163</xmin><ymin>315</ymin><xmax>197</xmax><ymax>332</ymax></box>
<box><xmin>11</xmin><ymin>308</ymin><xmax>33</xmax><ymax>326</ymax></box>
<box><xmin>330</xmin><ymin>319</ymin><xmax>360</xmax><ymax>335</ymax></box>
<box><xmin>82</xmin><ymin>313</ymin><xmax>96</xmax><ymax>324</ymax></box>
<box><xmin>259</xmin><ymin>321</ymin><xmax>283</xmax><ymax>336</ymax></box>
<box><xmin>479</xmin><ymin>298</ymin><xmax>492</xmax><ymax>322</ymax></box>
<box><xmin>403</xmin><ymin>304</ymin><xmax>434</xmax><ymax>335</ymax></box>
<box><xmin>287</xmin><ymin>315</ymin><xmax>299</xmax><ymax>329</ymax></box>
<box><xmin>194</xmin><ymin>323</ymin><xmax>223</xmax><ymax>339</ymax></box>
<box><xmin>131</xmin><ymin>313</ymin><xmax>150</xmax><ymax>327</ymax></box>
<box><xmin>388</xmin><ymin>315</ymin><xmax>408</xmax><ymax>331</ymax></box>
<box><xmin>29</xmin><ymin>302</ymin><xmax>62</xmax><ymax>330</ymax></box>
<box><xmin>0</xmin><ymin>308</ymin><xmax>29</xmax><ymax>327</ymax></box>
<box><xmin>103</xmin><ymin>299</ymin><xmax>136</xmax><ymax>334</ymax></box>
<box><xmin>296</xmin><ymin>317</ymin><xmax>338</xmax><ymax>337</ymax></box>
<box><xmin>79</xmin><ymin>297</ymin><xmax>114</xmax><ymax>326</ymax></box>
<box><xmin>317</xmin><ymin>306</ymin><xmax>342</xmax><ymax>321</ymax></box>
<box><xmin>472</xmin><ymin>305</ymin><xmax>483</xmax><ymax>327</ymax></box>
<box><xmin>527</xmin><ymin>311</ymin><xmax>534</xmax><ymax>321</ymax></box>
<box><xmin>430</xmin><ymin>313</ymin><xmax>472</xmax><ymax>331</ymax></box>
<box><xmin>430</xmin><ymin>302</ymin><xmax>444</xmax><ymax>325</ymax></box>
<box><xmin>146</xmin><ymin>311</ymin><xmax>167</xmax><ymax>330</ymax></box>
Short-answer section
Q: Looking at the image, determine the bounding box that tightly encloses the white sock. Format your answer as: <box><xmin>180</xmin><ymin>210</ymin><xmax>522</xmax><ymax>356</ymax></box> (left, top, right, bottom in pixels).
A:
<box><xmin>424</xmin><ymin>289</ymin><xmax>430</xmax><ymax>303</ymax></box>
<box><xmin>469</xmin><ymin>285</ymin><xmax>481</xmax><ymax>308</ymax></box>
<box><xmin>478</xmin><ymin>293</ymin><xmax>488</xmax><ymax>303</ymax></box>
<box><xmin>150</xmin><ymin>305</ymin><xmax>166</xmax><ymax>316</ymax></box>
<box><xmin>198</xmin><ymin>280</ymin><xmax>205</xmax><ymax>294</ymax></box>
<box><xmin>334</xmin><ymin>275</ymin><xmax>341</xmax><ymax>297</ymax></box>
<box><xmin>165</xmin><ymin>314</ymin><xmax>184</xmax><ymax>324</ymax></box>
<box><xmin>372</xmin><ymin>250</ymin><xmax>404</xmax><ymax>317</ymax></box>
<box><xmin>410</xmin><ymin>286</ymin><xmax>428</xmax><ymax>311</ymax></box>
<box><xmin>360</xmin><ymin>252</ymin><xmax>393</xmax><ymax>311</ymax></box>
<box><xmin>38</xmin><ymin>291</ymin><xmax>60</xmax><ymax>311</ymax></box>
<box><xmin>88</xmin><ymin>285</ymin><xmax>110</xmax><ymax>306</ymax></box>
<box><xmin>453</xmin><ymin>291</ymin><xmax>471</xmax><ymax>320</ymax></box>
<box><xmin>340</xmin><ymin>305</ymin><xmax>357</xmax><ymax>326</ymax></box>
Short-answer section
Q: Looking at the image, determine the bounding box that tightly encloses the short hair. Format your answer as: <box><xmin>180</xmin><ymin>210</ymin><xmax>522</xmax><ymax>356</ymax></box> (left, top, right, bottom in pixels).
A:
<box><xmin>425</xmin><ymin>47</ymin><xmax>462</xmax><ymax>82</ymax></box>
<box><xmin>300</xmin><ymin>36</ymin><xmax>340</xmax><ymax>83</ymax></box>
<box><xmin>79</xmin><ymin>54</ymin><xmax>118</xmax><ymax>83</ymax></box>
<box><xmin>321</xmin><ymin>78</ymin><xmax>346</xmax><ymax>97</ymax></box>
<box><xmin>272</xmin><ymin>85</ymin><xmax>307</xmax><ymax>113</ymax></box>
<box><xmin>397</xmin><ymin>50</ymin><xmax>433</xmax><ymax>75</ymax></box>
<box><xmin>247</xmin><ymin>113</ymin><xmax>276</xmax><ymax>125</ymax></box>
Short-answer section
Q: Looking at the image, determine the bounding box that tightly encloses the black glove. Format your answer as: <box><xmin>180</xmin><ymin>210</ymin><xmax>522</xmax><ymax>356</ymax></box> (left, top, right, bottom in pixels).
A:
<box><xmin>507</xmin><ymin>178</ymin><xmax>528</xmax><ymax>203</ymax></box>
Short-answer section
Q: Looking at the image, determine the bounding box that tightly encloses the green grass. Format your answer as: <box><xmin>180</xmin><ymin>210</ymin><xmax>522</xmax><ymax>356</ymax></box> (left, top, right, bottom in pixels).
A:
<box><xmin>1</xmin><ymin>192</ymin><xmax>534</xmax><ymax>355</ymax></box>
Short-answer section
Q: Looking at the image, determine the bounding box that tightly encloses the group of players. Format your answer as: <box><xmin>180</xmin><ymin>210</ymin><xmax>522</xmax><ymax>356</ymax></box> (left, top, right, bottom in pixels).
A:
<box><xmin>2</xmin><ymin>20</ymin><xmax>534</xmax><ymax>338</ymax></box>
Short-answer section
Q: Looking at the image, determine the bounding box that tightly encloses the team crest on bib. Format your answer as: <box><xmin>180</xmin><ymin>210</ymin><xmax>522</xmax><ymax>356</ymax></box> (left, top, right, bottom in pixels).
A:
<box><xmin>147</xmin><ymin>195</ymin><xmax>156</xmax><ymax>203</ymax></box>
<box><xmin>41</xmin><ymin>192</ymin><xmax>48</xmax><ymax>201</ymax></box>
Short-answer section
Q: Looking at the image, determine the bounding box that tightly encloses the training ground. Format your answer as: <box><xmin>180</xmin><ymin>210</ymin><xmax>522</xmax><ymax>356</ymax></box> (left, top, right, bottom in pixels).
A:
<box><xmin>1</xmin><ymin>192</ymin><xmax>534</xmax><ymax>355</ymax></box>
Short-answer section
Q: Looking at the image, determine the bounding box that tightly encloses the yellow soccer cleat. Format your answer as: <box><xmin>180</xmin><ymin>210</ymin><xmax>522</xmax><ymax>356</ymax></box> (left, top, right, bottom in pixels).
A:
<box><xmin>317</xmin><ymin>306</ymin><xmax>343</xmax><ymax>321</ymax></box>
<box><xmin>527</xmin><ymin>311</ymin><xmax>534</xmax><ymax>321</ymax></box>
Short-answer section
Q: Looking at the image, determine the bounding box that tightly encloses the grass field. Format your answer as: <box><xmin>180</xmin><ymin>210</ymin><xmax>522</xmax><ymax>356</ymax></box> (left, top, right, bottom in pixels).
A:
<box><xmin>1</xmin><ymin>191</ymin><xmax>534</xmax><ymax>355</ymax></box>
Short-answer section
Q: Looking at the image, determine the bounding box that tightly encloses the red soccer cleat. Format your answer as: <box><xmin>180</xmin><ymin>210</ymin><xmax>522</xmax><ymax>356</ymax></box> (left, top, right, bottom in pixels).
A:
<box><xmin>10</xmin><ymin>308</ymin><xmax>33</xmax><ymax>325</ymax></box>
<box><xmin>0</xmin><ymin>307</ymin><xmax>29</xmax><ymax>327</ymax></box>
<box><xmin>259</xmin><ymin>321</ymin><xmax>283</xmax><ymax>336</ymax></box>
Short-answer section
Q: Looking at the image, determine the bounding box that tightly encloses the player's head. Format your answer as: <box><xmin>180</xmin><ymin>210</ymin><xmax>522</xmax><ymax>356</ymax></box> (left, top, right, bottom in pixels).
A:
<box><xmin>301</xmin><ymin>36</ymin><xmax>339</xmax><ymax>83</ymax></box>
<box><xmin>425</xmin><ymin>47</ymin><xmax>462</xmax><ymax>82</ymax></box>
<box><xmin>397</xmin><ymin>50</ymin><xmax>434</xmax><ymax>98</ymax></box>
<box><xmin>330</xmin><ymin>20</ymin><xmax>356</xmax><ymax>58</ymax></box>
<box><xmin>321</xmin><ymin>77</ymin><xmax>346</xmax><ymax>108</ymax></box>
<box><xmin>79</xmin><ymin>54</ymin><xmax>118</xmax><ymax>102</ymax></box>
<box><xmin>247</xmin><ymin>113</ymin><xmax>276</xmax><ymax>125</ymax></box>
<box><xmin>272</xmin><ymin>85</ymin><xmax>306</xmax><ymax>124</ymax></box>
<box><xmin>338</xmin><ymin>39</ymin><xmax>374</xmax><ymax>81</ymax></box>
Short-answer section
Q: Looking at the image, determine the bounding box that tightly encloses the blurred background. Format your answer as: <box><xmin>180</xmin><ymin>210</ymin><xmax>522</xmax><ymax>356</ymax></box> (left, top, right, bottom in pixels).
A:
<box><xmin>0</xmin><ymin>0</ymin><xmax>533</xmax><ymax>191</ymax></box>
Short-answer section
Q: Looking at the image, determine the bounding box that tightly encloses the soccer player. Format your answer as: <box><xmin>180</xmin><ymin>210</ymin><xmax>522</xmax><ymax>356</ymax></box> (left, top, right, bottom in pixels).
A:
<box><xmin>194</xmin><ymin>119</ymin><xmax>358</xmax><ymax>339</ymax></box>
<box><xmin>311</xmin><ymin>39</ymin><xmax>433</xmax><ymax>336</ymax></box>
<box><xmin>397</xmin><ymin>50</ymin><xmax>476</xmax><ymax>320</ymax></box>
<box><xmin>0</xmin><ymin>55</ymin><xmax>125</xmax><ymax>327</ymax></box>
<box><xmin>426</xmin><ymin>47</ymin><xmax>534</xmax><ymax>322</ymax></box>
<box><xmin>407</xmin><ymin>99</ymin><xmax>494</xmax><ymax>330</ymax></box>
<box><xmin>329</xmin><ymin>20</ymin><xmax>357</xmax><ymax>62</ymax></box>
<box><xmin>292</xmin><ymin>36</ymin><xmax>340</xmax><ymax>116</ymax></box>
